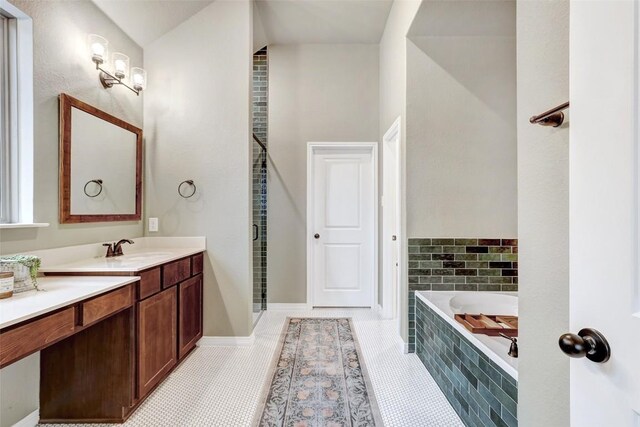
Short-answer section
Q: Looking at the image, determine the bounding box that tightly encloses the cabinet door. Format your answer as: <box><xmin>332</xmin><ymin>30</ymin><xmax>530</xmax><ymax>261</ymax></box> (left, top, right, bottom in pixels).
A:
<box><xmin>178</xmin><ymin>274</ymin><xmax>203</xmax><ymax>359</ymax></box>
<box><xmin>137</xmin><ymin>286</ymin><xmax>177</xmax><ymax>398</ymax></box>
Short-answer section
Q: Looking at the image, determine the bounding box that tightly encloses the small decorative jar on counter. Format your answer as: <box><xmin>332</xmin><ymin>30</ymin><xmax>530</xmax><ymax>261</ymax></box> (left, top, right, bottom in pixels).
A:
<box><xmin>0</xmin><ymin>271</ymin><xmax>14</xmax><ymax>299</ymax></box>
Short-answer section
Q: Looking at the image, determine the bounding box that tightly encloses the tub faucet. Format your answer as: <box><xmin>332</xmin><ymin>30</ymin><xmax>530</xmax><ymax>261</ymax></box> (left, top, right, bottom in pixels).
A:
<box><xmin>499</xmin><ymin>333</ymin><xmax>518</xmax><ymax>358</ymax></box>
<box><xmin>113</xmin><ymin>239</ymin><xmax>134</xmax><ymax>256</ymax></box>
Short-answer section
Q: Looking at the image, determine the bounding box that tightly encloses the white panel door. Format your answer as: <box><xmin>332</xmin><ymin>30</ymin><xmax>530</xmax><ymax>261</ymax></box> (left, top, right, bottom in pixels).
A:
<box><xmin>568</xmin><ymin>1</ymin><xmax>640</xmax><ymax>425</ymax></box>
<box><xmin>310</xmin><ymin>146</ymin><xmax>375</xmax><ymax>307</ymax></box>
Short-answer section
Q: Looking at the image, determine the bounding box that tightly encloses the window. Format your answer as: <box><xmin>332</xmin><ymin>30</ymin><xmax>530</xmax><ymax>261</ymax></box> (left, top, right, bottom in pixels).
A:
<box><xmin>1</xmin><ymin>14</ymin><xmax>15</xmax><ymax>223</ymax></box>
<box><xmin>0</xmin><ymin>3</ymin><xmax>36</xmax><ymax>226</ymax></box>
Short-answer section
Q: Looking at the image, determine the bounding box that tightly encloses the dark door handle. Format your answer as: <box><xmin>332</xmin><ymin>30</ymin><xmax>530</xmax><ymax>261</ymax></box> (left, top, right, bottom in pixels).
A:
<box><xmin>314</xmin><ymin>233</ymin><xmax>320</xmax><ymax>239</ymax></box>
<box><xmin>253</xmin><ymin>224</ymin><xmax>259</xmax><ymax>241</ymax></box>
<box><xmin>558</xmin><ymin>328</ymin><xmax>611</xmax><ymax>363</ymax></box>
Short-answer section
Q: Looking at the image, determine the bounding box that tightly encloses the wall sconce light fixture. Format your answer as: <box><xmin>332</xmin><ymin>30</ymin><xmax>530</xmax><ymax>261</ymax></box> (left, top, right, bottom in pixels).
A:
<box><xmin>88</xmin><ymin>34</ymin><xmax>146</xmax><ymax>96</ymax></box>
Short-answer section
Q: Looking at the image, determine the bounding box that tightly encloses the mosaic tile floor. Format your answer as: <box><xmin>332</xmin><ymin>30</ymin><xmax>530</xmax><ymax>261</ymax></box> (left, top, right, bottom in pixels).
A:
<box><xmin>40</xmin><ymin>308</ymin><xmax>463</xmax><ymax>427</ymax></box>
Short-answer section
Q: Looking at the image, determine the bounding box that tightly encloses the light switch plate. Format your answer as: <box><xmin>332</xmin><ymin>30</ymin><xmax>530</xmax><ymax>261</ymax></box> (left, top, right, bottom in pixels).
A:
<box><xmin>148</xmin><ymin>217</ymin><xmax>158</xmax><ymax>232</ymax></box>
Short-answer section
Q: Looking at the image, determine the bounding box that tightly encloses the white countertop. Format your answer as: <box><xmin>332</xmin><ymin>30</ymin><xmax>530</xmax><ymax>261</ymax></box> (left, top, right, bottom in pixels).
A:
<box><xmin>39</xmin><ymin>247</ymin><xmax>204</xmax><ymax>273</ymax></box>
<box><xmin>20</xmin><ymin>237</ymin><xmax>207</xmax><ymax>274</ymax></box>
<box><xmin>0</xmin><ymin>276</ymin><xmax>139</xmax><ymax>329</ymax></box>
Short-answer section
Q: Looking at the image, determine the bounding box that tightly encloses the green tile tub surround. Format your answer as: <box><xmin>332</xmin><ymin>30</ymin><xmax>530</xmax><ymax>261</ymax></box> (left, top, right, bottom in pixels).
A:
<box><xmin>415</xmin><ymin>297</ymin><xmax>518</xmax><ymax>427</ymax></box>
<box><xmin>407</xmin><ymin>238</ymin><xmax>517</xmax><ymax>352</ymax></box>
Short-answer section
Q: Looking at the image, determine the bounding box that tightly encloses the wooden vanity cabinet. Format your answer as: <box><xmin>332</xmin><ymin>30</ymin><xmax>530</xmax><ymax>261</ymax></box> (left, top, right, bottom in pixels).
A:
<box><xmin>138</xmin><ymin>267</ymin><xmax>161</xmax><ymax>300</ymax></box>
<box><xmin>37</xmin><ymin>252</ymin><xmax>205</xmax><ymax>423</ymax></box>
<box><xmin>39</xmin><ymin>285</ymin><xmax>136</xmax><ymax>423</ymax></box>
<box><xmin>0</xmin><ymin>308</ymin><xmax>76</xmax><ymax>369</ymax></box>
<box><xmin>178</xmin><ymin>274</ymin><xmax>203</xmax><ymax>358</ymax></box>
<box><xmin>136</xmin><ymin>255</ymin><xmax>203</xmax><ymax>398</ymax></box>
<box><xmin>137</xmin><ymin>286</ymin><xmax>177</xmax><ymax>398</ymax></box>
<box><xmin>163</xmin><ymin>258</ymin><xmax>191</xmax><ymax>289</ymax></box>
<box><xmin>40</xmin><ymin>308</ymin><xmax>136</xmax><ymax>423</ymax></box>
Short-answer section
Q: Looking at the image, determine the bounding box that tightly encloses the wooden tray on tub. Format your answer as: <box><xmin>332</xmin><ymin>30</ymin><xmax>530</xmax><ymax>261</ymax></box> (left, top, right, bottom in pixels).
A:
<box><xmin>454</xmin><ymin>314</ymin><xmax>518</xmax><ymax>337</ymax></box>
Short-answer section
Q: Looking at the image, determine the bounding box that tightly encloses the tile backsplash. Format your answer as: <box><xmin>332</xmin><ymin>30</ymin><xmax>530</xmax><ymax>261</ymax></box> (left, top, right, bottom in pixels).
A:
<box><xmin>407</xmin><ymin>238</ymin><xmax>518</xmax><ymax>352</ymax></box>
<box><xmin>409</xmin><ymin>238</ymin><xmax>518</xmax><ymax>293</ymax></box>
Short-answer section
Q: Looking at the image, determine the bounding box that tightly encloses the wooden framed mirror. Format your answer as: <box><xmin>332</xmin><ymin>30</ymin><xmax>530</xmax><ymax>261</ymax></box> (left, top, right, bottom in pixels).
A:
<box><xmin>59</xmin><ymin>94</ymin><xmax>142</xmax><ymax>223</ymax></box>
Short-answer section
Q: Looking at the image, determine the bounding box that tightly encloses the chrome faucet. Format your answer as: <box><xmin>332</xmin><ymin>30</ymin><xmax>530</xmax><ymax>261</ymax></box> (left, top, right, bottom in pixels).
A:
<box><xmin>114</xmin><ymin>239</ymin><xmax>134</xmax><ymax>256</ymax></box>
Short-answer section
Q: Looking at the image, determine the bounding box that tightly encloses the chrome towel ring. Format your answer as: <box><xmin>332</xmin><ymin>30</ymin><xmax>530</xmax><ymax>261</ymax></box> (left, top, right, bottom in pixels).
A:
<box><xmin>178</xmin><ymin>180</ymin><xmax>196</xmax><ymax>198</ymax></box>
<box><xmin>84</xmin><ymin>179</ymin><xmax>103</xmax><ymax>197</ymax></box>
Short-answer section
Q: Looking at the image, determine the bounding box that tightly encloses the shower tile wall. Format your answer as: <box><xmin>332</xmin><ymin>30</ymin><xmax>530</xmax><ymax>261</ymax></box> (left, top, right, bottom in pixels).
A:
<box><xmin>252</xmin><ymin>47</ymin><xmax>268</xmax><ymax>312</ymax></box>
<box><xmin>407</xmin><ymin>238</ymin><xmax>518</xmax><ymax>352</ymax></box>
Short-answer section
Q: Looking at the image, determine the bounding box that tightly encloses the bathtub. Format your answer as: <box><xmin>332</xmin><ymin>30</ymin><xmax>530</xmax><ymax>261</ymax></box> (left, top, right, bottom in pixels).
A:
<box><xmin>415</xmin><ymin>291</ymin><xmax>518</xmax><ymax>380</ymax></box>
<box><xmin>414</xmin><ymin>291</ymin><xmax>519</xmax><ymax>425</ymax></box>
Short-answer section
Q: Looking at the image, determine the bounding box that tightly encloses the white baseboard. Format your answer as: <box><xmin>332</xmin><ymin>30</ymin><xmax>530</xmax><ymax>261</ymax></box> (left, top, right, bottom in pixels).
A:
<box><xmin>397</xmin><ymin>336</ymin><xmax>409</xmax><ymax>354</ymax></box>
<box><xmin>197</xmin><ymin>334</ymin><xmax>255</xmax><ymax>347</ymax></box>
<box><xmin>267</xmin><ymin>303</ymin><xmax>310</xmax><ymax>311</ymax></box>
<box><xmin>12</xmin><ymin>409</ymin><xmax>38</xmax><ymax>427</ymax></box>
<box><xmin>376</xmin><ymin>304</ymin><xmax>383</xmax><ymax>312</ymax></box>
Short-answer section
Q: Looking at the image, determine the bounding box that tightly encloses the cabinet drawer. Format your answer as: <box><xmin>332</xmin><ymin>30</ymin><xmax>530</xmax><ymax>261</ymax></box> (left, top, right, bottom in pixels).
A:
<box><xmin>191</xmin><ymin>253</ymin><xmax>203</xmax><ymax>276</ymax></box>
<box><xmin>0</xmin><ymin>307</ymin><xmax>76</xmax><ymax>368</ymax></box>
<box><xmin>162</xmin><ymin>258</ymin><xmax>191</xmax><ymax>289</ymax></box>
<box><xmin>82</xmin><ymin>285</ymin><xmax>134</xmax><ymax>327</ymax></box>
<box><xmin>138</xmin><ymin>267</ymin><xmax>161</xmax><ymax>300</ymax></box>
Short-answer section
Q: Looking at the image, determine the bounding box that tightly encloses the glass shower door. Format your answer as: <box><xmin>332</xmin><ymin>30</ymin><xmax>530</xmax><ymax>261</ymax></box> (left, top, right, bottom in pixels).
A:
<box><xmin>252</xmin><ymin>135</ymin><xmax>267</xmax><ymax>324</ymax></box>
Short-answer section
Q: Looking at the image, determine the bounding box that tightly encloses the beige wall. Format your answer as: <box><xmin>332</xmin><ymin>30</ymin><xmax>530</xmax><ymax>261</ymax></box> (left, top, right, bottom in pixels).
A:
<box><xmin>378</xmin><ymin>0</ymin><xmax>421</xmax><ymax>339</ymax></box>
<box><xmin>517</xmin><ymin>0</ymin><xmax>570</xmax><ymax>425</ymax></box>
<box><xmin>253</xmin><ymin>4</ymin><xmax>268</xmax><ymax>53</ymax></box>
<box><xmin>405</xmin><ymin>3</ymin><xmax>517</xmax><ymax>238</ymax></box>
<box><xmin>267</xmin><ymin>44</ymin><xmax>379</xmax><ymax>304</ymax></box>
<box><xmin>0</xmin><ymin>1</ymin><xmax>143</xmax><ymax>425</ymax></box>
<box><xmin>143</xmin><ymin>0</ymin><xmax>253</xmax><ymax>337</ymax></box>
<box><xmin>379</xmin><ymin>0</ymin><xmax>421</xmax><ymax>136</ymax></box>
<box><xmin>0</xmin><ymin>0</ymin><xmax>144</xmax><ymax>256</ymax></box>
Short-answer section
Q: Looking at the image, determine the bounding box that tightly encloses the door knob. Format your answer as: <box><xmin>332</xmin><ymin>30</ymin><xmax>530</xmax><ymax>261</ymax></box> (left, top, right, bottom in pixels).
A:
<box><xmin>314</xmin><ymin>233</ymin><xmax>320</xmax><ymax>239</ymax></box>
<box><xmin>558</xmin><ymin>328</ymin><xmax>611</xmax><ymax>363</ymax></box>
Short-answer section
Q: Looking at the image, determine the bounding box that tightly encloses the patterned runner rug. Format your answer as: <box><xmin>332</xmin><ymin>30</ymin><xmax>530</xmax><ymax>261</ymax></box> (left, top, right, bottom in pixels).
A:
<box><xmin>255</xmin><ymin>318</ymin><xmax>382</xmax><ymax>427</ymax></box>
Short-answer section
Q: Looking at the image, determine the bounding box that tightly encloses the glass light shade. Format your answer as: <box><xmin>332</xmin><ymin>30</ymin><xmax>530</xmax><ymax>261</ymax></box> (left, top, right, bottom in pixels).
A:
<box><xmin>111</xmin><ymin>52</ymin><xmax>129</xmax><ymax>80</ymax></box>
<box><xmin>131</xmin><ymin>67</ymin><xmax>147</xmax><ymax>91</ymax></box>
<box><xmin>88</xmin><ymin>34</ymin><xmax>108</xmax><ymax>64</ymax></box>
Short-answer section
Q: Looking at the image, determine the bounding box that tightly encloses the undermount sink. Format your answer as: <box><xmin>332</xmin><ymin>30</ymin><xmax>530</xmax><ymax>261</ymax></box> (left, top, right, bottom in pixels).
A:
<box><xmin>31</xmin><ymin>237</ymin><xmax>206</xmax><ymax>274</ymax></box>
<box><xmin>121</xmin><ymin>251</ymin><xmax>174</xmax><ymax>261</ymax></box>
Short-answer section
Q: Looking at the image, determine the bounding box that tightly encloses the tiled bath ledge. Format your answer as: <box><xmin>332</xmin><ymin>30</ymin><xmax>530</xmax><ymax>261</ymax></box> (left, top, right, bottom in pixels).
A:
<box><xmin>415</xmin><ymin>296</ymin><xmax>518</xmax><ymax>427</ymax></box>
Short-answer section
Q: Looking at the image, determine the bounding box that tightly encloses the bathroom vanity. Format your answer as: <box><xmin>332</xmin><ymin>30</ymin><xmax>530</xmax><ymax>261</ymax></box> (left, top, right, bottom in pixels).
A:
<box><xmin>0</xmin><ymin>240</ymin><xmax>205</xmax><ymax>423</ymax></box>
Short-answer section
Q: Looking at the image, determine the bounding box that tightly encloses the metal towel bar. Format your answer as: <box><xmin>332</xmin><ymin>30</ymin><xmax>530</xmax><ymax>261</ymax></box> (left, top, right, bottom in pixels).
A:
<box><xmin>530</xmin><ymin>101</ymin><xmax>569</xmax><ymax>127</ymax></box>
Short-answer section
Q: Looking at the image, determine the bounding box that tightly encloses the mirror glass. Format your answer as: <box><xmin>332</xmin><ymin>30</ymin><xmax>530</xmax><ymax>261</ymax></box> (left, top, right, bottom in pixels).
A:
<box><xmin>70</xmin><ymin>108</ymin><xmax>137</xmax><ymax>214</ymax></box>
<box><xmin>60</xmin><ymin>94</ymin><xmax>142</xmax><ymax>223</ymax></box>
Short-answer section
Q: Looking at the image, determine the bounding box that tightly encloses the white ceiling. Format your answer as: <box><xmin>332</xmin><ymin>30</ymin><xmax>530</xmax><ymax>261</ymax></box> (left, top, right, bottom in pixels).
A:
<box><xmin>255</xmin><ymin>0</ymin><xmax>393</xmax><ymax>44</ymax></box>
<box><xmin>92</xmin><ymin>0</ymin><xmax>214</xmax><ymax>47</ymax></box>
<box><xmin>408</xmin><ymin>0</ymin><xmax>516</xmax><ymax>38</ymax></box>
<box><xmin>92</xmin><ymin>0</ymin><xmax>394</xmax><ymax>48</ymax></box>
